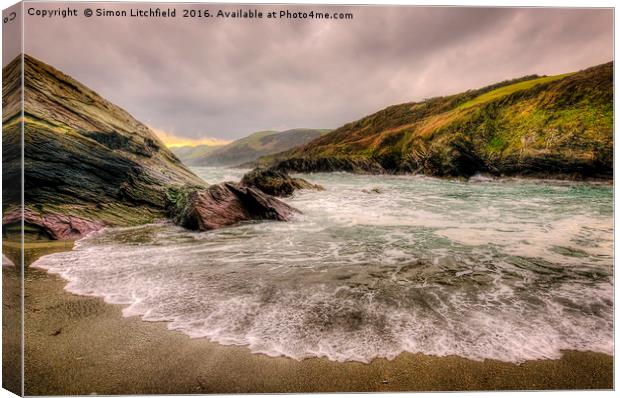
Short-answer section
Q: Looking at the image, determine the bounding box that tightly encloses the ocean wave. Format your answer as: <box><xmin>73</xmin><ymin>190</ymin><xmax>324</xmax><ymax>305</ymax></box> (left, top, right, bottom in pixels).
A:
<box><xmin>32</xmin><ymin>172</ymin><xmax>613</xmax><ymax>363</ymax></box>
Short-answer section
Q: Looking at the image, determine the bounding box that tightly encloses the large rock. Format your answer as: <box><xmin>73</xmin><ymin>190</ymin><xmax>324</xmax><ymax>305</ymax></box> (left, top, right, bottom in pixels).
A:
<box><xmin>167</xmin><ymin>183</ymin><xmax>300</xmax><ymax>231</ymax></box>
<box><xmin>240</xmin><ymin>167</ymin><xmax>323</xmax><ymax>197</ymax></box>
<box><xmin>2</xmin><ymin>55</ymin><xmax>206</xmax><ymax>240</ymax></box>
<box><xmin>1</xmin><ymin>55</ymin><xmax>305</xmax><ymax>240</ymax></box>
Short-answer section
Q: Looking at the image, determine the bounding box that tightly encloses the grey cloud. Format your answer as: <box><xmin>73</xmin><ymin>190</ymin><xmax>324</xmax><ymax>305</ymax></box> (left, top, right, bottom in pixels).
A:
<box><xmin>21</xmin><ymin>3</ymin><xmax>613</xmax><ymax>140</ymax></box>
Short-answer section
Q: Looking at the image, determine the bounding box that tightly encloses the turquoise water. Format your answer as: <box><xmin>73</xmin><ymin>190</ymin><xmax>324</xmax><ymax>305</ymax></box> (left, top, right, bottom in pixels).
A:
<box><xmin>33</xmin><ymin>168</ymin><xmax>613</xmax><ymax>363</ymax></box>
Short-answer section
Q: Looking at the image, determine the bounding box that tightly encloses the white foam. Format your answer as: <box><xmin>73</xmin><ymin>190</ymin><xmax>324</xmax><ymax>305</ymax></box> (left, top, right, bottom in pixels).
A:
<box><xmin>31</xmin><ymin>173</ymin><xmax>614</xmax><ymax>364</ymax></box>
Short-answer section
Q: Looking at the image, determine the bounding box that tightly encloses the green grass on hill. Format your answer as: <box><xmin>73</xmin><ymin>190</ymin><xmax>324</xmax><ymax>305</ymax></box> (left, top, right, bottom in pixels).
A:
<box><xmin>458</xmin><ymin>72</ymin><xmax>575</xmax><ymax>110</ymax></box>
<box><xmin>270</xmin><ymin>62</ymin><xmax>612</xmax><ymax>178</ymax></box>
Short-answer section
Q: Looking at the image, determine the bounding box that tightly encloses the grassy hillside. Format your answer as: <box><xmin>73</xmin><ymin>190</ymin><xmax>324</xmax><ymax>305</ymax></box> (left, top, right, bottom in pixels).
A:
<box><xmin>268</xmin><ymin>63</ymin><xmax>612</xmax><ymax>178</ymax></box>
<box><xmin>189</xmin><ymin>128</ymin><xmax>330</xmax><ymax>167</ymax></box>
<box><xmin>171</xmin><ymin>144</ymin><xmax>220</xmax><ymax>165</ymax></box>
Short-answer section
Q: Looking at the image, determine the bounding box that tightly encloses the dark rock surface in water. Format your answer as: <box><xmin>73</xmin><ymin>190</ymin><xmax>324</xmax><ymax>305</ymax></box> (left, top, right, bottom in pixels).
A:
<box><xmin>241</xmin><ymin>168</ymin><xmax>323</xmax><ymax>197</ymax></box>
<box><xmin>167</xmin><ymin>183</ymin><xmax>300</xmax><ymax>231</ymax></box>
<box><xmin>272</xmin><ymin>157</ymin><xmax>385</xmax><ymax>174</ymax></box>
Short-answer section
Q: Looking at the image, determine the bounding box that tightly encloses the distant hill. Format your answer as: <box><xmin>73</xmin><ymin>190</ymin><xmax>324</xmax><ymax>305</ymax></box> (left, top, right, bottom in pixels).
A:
<box><xmin>263</xmin><ymin>62</ymin><xmax>613</xmax><ymax>179</ymax></box>
<box><xmin>171</xmin><ymin>144</ymin><xmax>220</xmax><ymax>165</ymax></box>
<box><xmin>180</xmin><ymin>129</ymin><xmax>330</xmax><ymax>167</ymax></box>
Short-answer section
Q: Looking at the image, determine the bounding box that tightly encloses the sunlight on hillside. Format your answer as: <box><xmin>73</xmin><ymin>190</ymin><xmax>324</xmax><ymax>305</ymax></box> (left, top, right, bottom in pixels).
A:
<box><xmin>150</xmin><ymin>126</ymin><xmax>230</xmax><ymax>148</ymax></box>
<box><xmin>458</xmin><ymin>72</ymin><xmax>575</xmax><ymax>110</ymax></box>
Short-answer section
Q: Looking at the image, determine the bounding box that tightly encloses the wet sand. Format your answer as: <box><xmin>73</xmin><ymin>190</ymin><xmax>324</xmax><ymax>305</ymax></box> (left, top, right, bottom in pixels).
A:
<box><xmin>2</xmin><ymin>244</ymin><xmax>614</xmax><ymax>395</ymax></box>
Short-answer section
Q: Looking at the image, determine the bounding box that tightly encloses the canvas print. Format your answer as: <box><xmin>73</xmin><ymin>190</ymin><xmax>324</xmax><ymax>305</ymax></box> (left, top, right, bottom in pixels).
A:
<box><xmin>1</xmin><ymin>2</ymin><xmax>614</xmax><ymax>395</ymax></box>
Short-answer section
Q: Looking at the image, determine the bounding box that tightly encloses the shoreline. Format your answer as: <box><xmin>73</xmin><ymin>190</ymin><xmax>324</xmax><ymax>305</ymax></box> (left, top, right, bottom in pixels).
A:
<box><xmin>239</xmin><ymin>163</ymin><xmax>613</xmax><ymax>184</ymax></box>
<box><xmin>206</xmin><ymin>163</ymin><xmax>615</xmax><ymax>184</ymax></box>
<box><xmin>3</xmin><ymin>224</ymin><xmax>614</xmax><ymax>394</ymax></box>
<box><xmin>3</xmin><ymin>262</ymin><xmax>612</xmax><ymax>394</ymax></box>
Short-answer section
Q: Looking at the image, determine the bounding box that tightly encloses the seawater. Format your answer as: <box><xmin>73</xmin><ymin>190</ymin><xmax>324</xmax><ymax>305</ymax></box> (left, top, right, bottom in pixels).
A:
<box><xmin>32</xmin><ymin>168</ymin><xmax>613</xmax><ymax>363</ymax></box>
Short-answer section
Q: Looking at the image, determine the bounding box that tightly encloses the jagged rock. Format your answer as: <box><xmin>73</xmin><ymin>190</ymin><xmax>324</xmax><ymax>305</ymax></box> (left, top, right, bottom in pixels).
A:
<box><xmin>166</xmin><ymin>183</ymin><xmax>300</xmax><ymax>231</ymax></box>
<box><xmin>1</xmin><ymin>55</ymin><xmax>304</xmax><ymax>239</ymax></box>
<box><xmin>240</xmin><ymin>167</ymin><xmax>323</xmax><ymax>197</ymax></box>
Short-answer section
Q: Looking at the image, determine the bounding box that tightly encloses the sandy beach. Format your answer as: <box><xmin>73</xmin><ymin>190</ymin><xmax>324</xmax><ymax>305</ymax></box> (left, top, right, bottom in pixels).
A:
<box><xmin>0</xmin><ymin>242</ymin><xmax>613</xmax><ymax>395</ymax></box>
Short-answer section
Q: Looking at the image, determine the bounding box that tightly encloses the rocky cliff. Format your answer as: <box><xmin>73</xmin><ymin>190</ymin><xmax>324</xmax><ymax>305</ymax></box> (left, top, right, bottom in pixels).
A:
<box><xmin>263</xmin><ymin>63</ymin><xmax>613</xmax><ymax>179</ymax></box>
<box><xmin>1</xmin><ymin>55</ymin><xmax>296</xmax><ymax>240</ymax></box>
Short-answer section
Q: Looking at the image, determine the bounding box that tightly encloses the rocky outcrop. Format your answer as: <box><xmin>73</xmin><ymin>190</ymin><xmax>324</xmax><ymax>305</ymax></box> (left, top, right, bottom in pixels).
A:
<box><xmin>166</xmin><ymin>183</ymin><xmax>300</xmax><ymax>231</ymax></box>
<box><xmin>3</xmin><ymin>208</ymin><xmax>105</xmax><ymax>240</ymax></box>
<box><xmin>1</xmin><ymin>55</ymin><xmax>208</xmax><ymax>240</ymax></box>
<box><xmin>272</xmin><ymin>157</ymin><xmax>385</xmax><ymax>174</ymax></box>
<box><xmin>240</xmin><ymin>168</ymin><xmax>323</xmax><ymax>197</ymax></box>
<box><xmin>2</xmin><ymin>55</ymin><xmax>305</xmax><ymax>241</ymax></box>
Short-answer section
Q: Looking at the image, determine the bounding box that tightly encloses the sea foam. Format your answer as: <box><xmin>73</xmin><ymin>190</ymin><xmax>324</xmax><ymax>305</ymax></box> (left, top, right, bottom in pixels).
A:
<box><xmin>32</xmin><ymin>172</ymin><xmax>613</xmax><ymax>363</ymax></box>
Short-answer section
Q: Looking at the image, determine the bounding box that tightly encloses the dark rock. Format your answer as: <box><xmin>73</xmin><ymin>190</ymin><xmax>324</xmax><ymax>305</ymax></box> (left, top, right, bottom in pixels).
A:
<box><xmin>272</xmin><ymin>156</ymin><xmax>385</xmax><ymax>174</ymax></box>
<box><xmin>166</xmin><ymin>183</ymin><xmax>300</xmax><ymax>231</ymax></box>
<box><xmin>493</xmin><ymin>153</ymin><xmax>613</xmax><ymax>179</ymax></box>
<box><xmin>240</xmin><ymin>167</ymin><xmax>323</xmax><ymax>197</ymax></box>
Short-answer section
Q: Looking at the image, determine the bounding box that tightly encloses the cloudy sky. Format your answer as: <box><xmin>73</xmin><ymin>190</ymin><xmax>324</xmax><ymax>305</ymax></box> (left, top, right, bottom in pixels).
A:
<box><xmin>19</xmin><ymin>4</ymin><xmax>613</xmax><ymax>145</ymax></box>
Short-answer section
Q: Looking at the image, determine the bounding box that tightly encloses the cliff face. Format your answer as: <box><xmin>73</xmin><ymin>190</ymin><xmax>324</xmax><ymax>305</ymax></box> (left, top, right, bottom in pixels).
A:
<box><xmin>265</xmin><ymin>62</ymin><xmax>613</xmax><ymax>179</ymax></box>
<box><xmin>2</xmin><ymin>55</ymin><xmax>206</xmax><ymax>239</ymax></box>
